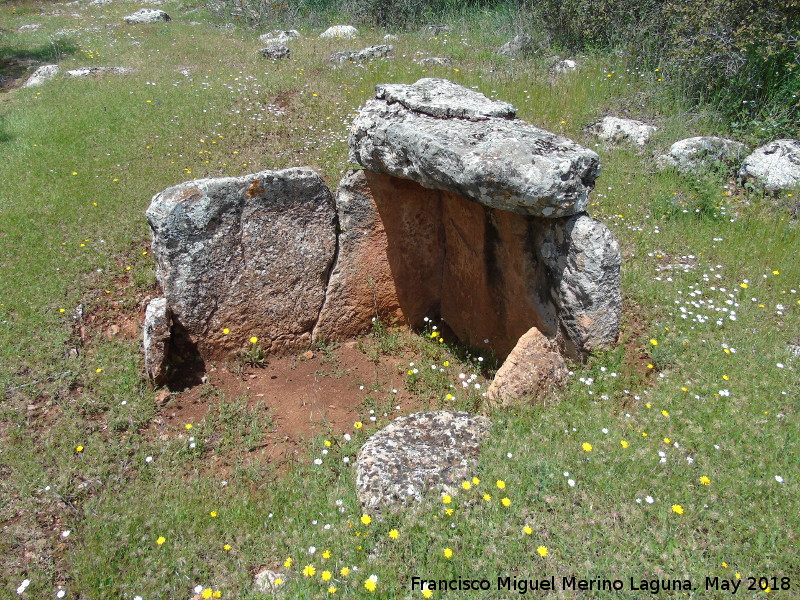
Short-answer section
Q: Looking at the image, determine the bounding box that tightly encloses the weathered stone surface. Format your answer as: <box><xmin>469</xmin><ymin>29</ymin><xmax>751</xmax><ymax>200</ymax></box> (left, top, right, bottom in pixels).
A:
<box><xmin>739</xmin><ymin>139</ymin><xmax>800</xmax><ymax>192</ymax></box>
<box><xmin>23</xmin><ymin>64</ymin><xmax>59</xmax><ymax>87</ymax></box>
<box><xmin>356</xmin><ymin>411</ymin><xmax>491</xmax><ymax>512</ymax></box>
<box><xmin>66</xmin><ymin>66</ymin><xmax>133</xmax><ymax>77</ymax></box>
<box><xmin>417</xmin><ymin>56</ymin><xmax>452</xmax><ymax>67</ymax></box>
<box><xmin>329</xmin><ymin>44</ymin><xmax>392</xmax><ymax>64</ymax></box>
<box><xmin>146</xmin><ymin>167</ymin><xmax>336</xmax><ymax>359</ymax></box>
<box><xmin>319</xmin><ymin>25</ymin><xmax>358</xmax><ymax>39</ymax></box>
<box><xmin>497</xmin><ymin>33</ymin><xmax>535</xmax><ymax>57</ymax></box>
<box><xmin>18</xmin><ymin>24</ymin><xmax>41</xmax><ymax>32</ymax></box>
<box><xmin>656</xmin><ymin>136</ymin><xmax>748</xmax><ymax>174</ymax></box>
<box><xmin>143</xmin><ymin>297</ymin><xmax>170</xmax><ymax>385</ymax></box>
<box><xmin>551</xmin><ymin>59</ymin><xmax>577</xmax><ymax>74</ymax></box>
<box><xmin>487</xmin><ymin>326</ymin><xmax>568</xmax><ymax>405</ymax></box>
<box><xmin>588</xmin><ymin>116</ymin><xmax>656</xmax><ymax>147</ymax></box>
<box><xmin>258</xmin><ymin>29</ymin><xmax>299</xmax><ymax>45</ymax></box>
<box><xmin>123</xmin><ymin>8</ymin><xmax>170</xmax><ymax>23</ymax></box>
<box><xmin>540</xmin><ymin>214</ymin><xmax>621</xmax><ymax>353</ymax></box>
<box><xmin>254</xmin><ymin>569</ymin><xmax>288</xmax><ymax>595</ymax></box>
<box><xmin>349</xmin><ymin>78</ymin><xmax>600</xmax><ymax>218</ymax></box>
<box><xmin>259</xmin><ymin>44</ymin><xmax>290</xmax><ymax>60</ymax></box>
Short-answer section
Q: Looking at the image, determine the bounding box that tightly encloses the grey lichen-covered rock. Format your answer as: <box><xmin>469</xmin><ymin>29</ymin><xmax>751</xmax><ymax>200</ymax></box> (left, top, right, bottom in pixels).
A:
<box><xmin>259</xmin><ymin>44</ymin><xmax>290</xmax><ymax>60</ymax></box>
<box><xmin>319</xmin><ymin>24</ymin><xmax>358</xmax><ymax>39</ymax></box>
<box><xmin>66</xmin><ymin>66</ymin><xmax>134</xmax><ymax>77</ymax></box>
<box><xmin>656</xmin><ymin>136</ymin><xmax>748</xmax><ymax>174</ymax></box>
<box><xmin>540</xmin><ymin>214</ymin><xmax>622</xmax><ymax>352</ymax></box>
<box><xmin>254</xmin><ymin>569</ymin><xmax>289</xmax><ymax>595</ymax></box>
<box><xmin>123</xmin><ymin>8</ymin><xmax>171</xmax><ymax>23</ymax></box>
<box><xmin>738</xmin><ymin>139</ymin><xmax>800</xmax><ymax>192</ymax></box>
<box><xmin>23</xmin><ymin>64</ymin><xmax>60</xmax><ymax>87</ymax></box>
<box><xmin>349</xmin><ymin>78</ymin><xmax>600</xmax><ymax>218</ymax></box>
<box><xmin>551</xmin><ymin>59</ymin><xmax>577</xmax><ymax>74</ymax></box>
<box><xmin>356</xmin><ymin>411</ymin><xmax>491</xmax><ymax>512</ymax></box>
<box><xmin>497</xmin><ymin>33</ymin><xmax>535</xmax><ymax>57</ymax></box>
<box><xmin>146</xmin><ymin>167</ymin><xmax>336</xmax><ymax>359</ymax></box>
<box><xmin>417</xmin><ymin>56</ymin><xmax>452</xmax><ymax>67</ymax></box>
<box><xmin>487</xmin><ymin>326</ymin><xmax>568</xmax><ymax>405</ymax></box>
<box><xmin>143</xmin><ymin>297</ymin><xmax>170</xmax><ymax>385</ymax></box>
<box><xmin>329</xmin><ymin>44</ymin><xmax>393</xmax><ymax>64</ymax></box>
<box><xmin>258</xmin><ymin>29</ymin><xmax>300</xmax><ymax>45</ymax></box>
<box><xmin>588</xmin><ymin>116</ymin><xmax>656</xmax><ymax>147</ymax></box>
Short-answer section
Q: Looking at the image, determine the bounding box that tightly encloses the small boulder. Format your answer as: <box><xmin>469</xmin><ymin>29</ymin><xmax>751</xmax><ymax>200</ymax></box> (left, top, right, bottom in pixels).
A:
<box><xmin>418</xmin><ymin>57</ymin><xmax>452</xmax><ymax>67</ymax></box>
<box><xmin>66</xmin><ymin>66</ymin><xmax>133</xmax><ymax>77</ymax></box>
<box><xmin>23</xmin><ymin>64</ymin><xmax>60</xmax><ymax>88</ymax></box>
<box><xmin>551</xmin><ymin>59</ymin><xmax>577</xmax><ymax>74</ymax></box>
<box><xmin>319</xmin><ymin>25</ymin><xmax>358</xmax><ymax>39</ymax></box>
<box><xmin>258</xmin><ymin>29</ymin><xmax>300</xmax><ymax>45</ymax></box>
<box><xmin>18</xmin><ymin>24</ymin><xmax>41</xmax><ymax>32</ymax></box>
<box><xmin>143</xmin><ymin>297</ymin><xmax>171</xmax><ymax>385</ymax></box>
<box><xmin>497</xmin><ymin>33</ymin><xmax>536</xmax><ymax>57</ymax></box>
<box><xmin>123</xmin><ymin>8</ymin><xmax>170</xmax><ymax>23</ymax></box>
<box><xmin>588</xmin><ymin>116</ymin><xmax>656</xmax><ymax>147</ymax></box>
<box><xmin>356</xmin><ymin>411</ymin><xmax>491</xmax><ymax>512</ymax></box>
<box><xmin>487</xmin><ymin>326</ymin><xmax>568</xmax><ymax>404</ymax></box>
<box><xmin>384</xmin><ymin>34</ymin><xmax>398</xmax><ymax>41</ymax></box>
<box><xmin>738</xmin><ymin>139</ymin><xmax>800</xmax><ymax>192</ymax></box>
<box><xmin>329</xmin><ymin>44</ymin><xmax>392</xmax><ymax>64</ymax></box>
<box><xmin>254</xmin><ymin>569</ymin><xmax>289</xmax><ymax>595</ymax></box>
<box><xmin>259</xmin><ymin>44</ymin><xmax>290</xmax><ymax>60</ymax></box>
<box><xmin>656</xmin><ymin>136</ymin><xmax>748</xmax><ymax>174</ymax></box>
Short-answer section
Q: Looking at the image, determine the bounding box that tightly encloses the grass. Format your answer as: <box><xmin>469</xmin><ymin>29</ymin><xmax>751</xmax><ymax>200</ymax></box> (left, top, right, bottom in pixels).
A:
<box><xmin>1</xmin><ymin>1</ymin><xmax>799</xmax><ymax>598</ymax></box>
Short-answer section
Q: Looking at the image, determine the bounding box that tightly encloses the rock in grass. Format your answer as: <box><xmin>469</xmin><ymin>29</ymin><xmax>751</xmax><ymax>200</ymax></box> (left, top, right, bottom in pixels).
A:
<box><xmin>329</xmin><ymin>44</ymin><xmax>393</xmax><ymax>64</ymax></box>
<box><xmin>551</xmin><ymin>58</ymin><xmax>577</xmax><ymax>74</ymax></box>
<box><xmin>656</xmin><ymin>136</ymin><xmax>748</xmax><ymax>174</ymax></box>
<box><xmin>66</xmin><ymin>66</ymin><xmax>134</xmax><ymax>77</ymax></box>
<box><xmin>417</xmin><ymin>56</ymin><xmax>452</xmax><ymax>67</ymax></box>
<box><xmin>143</xmin><ymin>297</ymin><xmax>170</xmax><ymax>385</ymax></box>
<box><xmin>146</xmin><ymin>167</ymin><xmax>336</xmax><ymax>359</ymax></box>
<box><xmin>123</xmin><ymin>9</ymin><xmax>170</xmax><ymax>24</ymax></box>
<box><xmin>738</xmin><ymin>139</ymin><xmax>800</xmax><ymax>192</ymax></box>
<box><xmin>349</xmin><ymin>78</ymin><xmax>600</xmax><ymax>217</ymax></box>
<box><xmin>254</xmin><ymin>569</ymin><xmax>289</xmax><ymax>595</ymax></box>
<box><xmin>259</xmin><ymin>44</ymin><xmax>290</xmax><ymax>60</ymax></box>
<box><xmin>497</xmin><ymin>33</ymin><xmax>536</xmax><ymax>57</ymax></box>
<box><xmin>23</xmin><ymin>64</ymin><xmax>60</xmax><ymax>87</ymax></box>
<box><xmin>487</xmin><ymin>326</ymin><xmax>568</xmax><ymax>404</ymax></box>
<box><xmin>356</xmin><ymin>411</ymin><xmax>491</xmax><ymax>512</ymax></box>
<box><xmin>588</xmin><ymin>115</ymin><xmax>657</xmax><ymax>147</ymax></box>
<box><xmin>319</xmin><ymin>25</ymin><xmax>358</xmax><ymax>39</ymax></box>
<box><xmin>258</xmin><ymin>29</ymin><xmax>300</xmax><ymax>45</ymax></box>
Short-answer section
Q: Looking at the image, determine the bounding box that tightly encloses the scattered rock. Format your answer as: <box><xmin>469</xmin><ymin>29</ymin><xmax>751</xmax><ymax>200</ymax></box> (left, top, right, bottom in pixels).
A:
<box><xmin>66</xmin><ymin>66</ymin><xmax>134</xmax><ymax>77</ymax></box>
<box><xmin>319</xmin><ymin>25</ymin><xmax>358</xmax><ymax>39</ymax></box>
<box><xmin>738</xmin><ymin>139</ymin><xmax>800</xmax><ymax>192</ymax></box>
<box><xmin>656</xmin><ymin>136</ymin><xmax>748</xmax><ymax>174</ymax></box>
<box><xmin>17</xmin><ymin>24</ymin><xmax>41</xmax><ymax>32</ymax></box>
<box><xmin>154</xmin><ymin>389</ymin><xmax>171</xmax><ymax>405</ymax></box>
<box><xmin>259</xmin><ymin>44</ymin><xmax>290</xmax><ymax>60</ymax></box>
<box><xmin>551</xmin><ymin>58</ymin><xmax>577</xmax><ymax>74</ymax></box>
<box><xmin>356</xmin><ymin>411</ymin><xmax>491</xmax><ymax>512</ymax></box>
<box><xmin>417</xmin><ymin>57</ymin><xmax>452</xmax><ymax>67</ymax></box>
<box><xmin>540</xmin><ymin>214</ymin><xmax>622</xmax><ymax>353</ymax></box>
<box><xmin>146</xmin><ymin>168</ymin><xmax>336</xmax><ymax>360</ymax></box>
<box><xmin>123</xmin><ymin>9</ymin><xmax>171</xmax><ymax>24</ymax></box>
<box><xmin>143</xmin><ymin>297</ymin><xmax>171</xmax><ymax>385</ymax></box>
<box><xmin>425</xmin><ymin>24</ymin><xmax>451</xmax><ymax>35</ymax></box>
<box><xmin>329</xmin><ymin>44</ymin><xmax>393</xmax><ymax>64</ymax></box>
<box><xmin>89</xmin><ymin>0</ymin><xmax>113</xmax><ymax>6</ymax></box>
<box><xmin>497</xmin><ymin>33</ymin><xmax>536</xmax><ymax>57</ymax></box>
<box><xmin>487</xmin><ymin>326</ymin><xmax>568</xmax><ymax>404</ymax></box>
<box><xmin>349</xmin><ymin>78</ymin><xmax>600</xmax><ymax>217</ymax></box>
<box><xmin>588</xmin><ymin>116</ymin><xmax>657</xmax><ymax>147</ymax></box>
<box><xmin>22</xmin><ymin>64</ymin><xmax>60</xmax><ymax>88</ymax></box>
<box><xmin>254</xmin><ymin>569</ymin><xmax>288</xmax><ymax>595</ymax></box>
<box><xmin>258</xmin><ymin>29</ymin><xmax>300</xmax><ymax>45</ymax></box>
<box><xmin>383</xmin><ymin>34</ymin><xmax>398</xmax><ymax>41</ymax></box>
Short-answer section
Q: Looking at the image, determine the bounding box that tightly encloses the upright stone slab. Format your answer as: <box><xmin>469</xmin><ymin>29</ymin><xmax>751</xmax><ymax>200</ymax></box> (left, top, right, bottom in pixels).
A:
<box><xmin>146</xmin><ymin>168</ymin><xmax>336</xmax><ymax>359</ymax></box>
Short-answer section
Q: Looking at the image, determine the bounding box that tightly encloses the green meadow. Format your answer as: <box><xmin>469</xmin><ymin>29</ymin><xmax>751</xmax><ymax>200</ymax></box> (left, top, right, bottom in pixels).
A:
<box><xmin>0</xmin><ymin>0</ymin><xmax>798</xmax><ymax>598</ymax></box>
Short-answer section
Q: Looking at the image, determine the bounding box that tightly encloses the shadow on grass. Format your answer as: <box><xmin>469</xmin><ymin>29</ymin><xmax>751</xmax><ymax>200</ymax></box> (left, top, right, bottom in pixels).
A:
<box><xmin>0</xmin><ymin>36</ymin><xmax>78</xmax><ymax>91</ymax></box>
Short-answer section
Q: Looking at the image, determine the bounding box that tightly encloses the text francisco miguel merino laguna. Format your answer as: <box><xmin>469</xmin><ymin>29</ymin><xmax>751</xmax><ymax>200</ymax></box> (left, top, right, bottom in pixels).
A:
<box><xmin>411</xmin><ymin>575</ymin><xmax>699</xmax><ymax>595</ymax></box>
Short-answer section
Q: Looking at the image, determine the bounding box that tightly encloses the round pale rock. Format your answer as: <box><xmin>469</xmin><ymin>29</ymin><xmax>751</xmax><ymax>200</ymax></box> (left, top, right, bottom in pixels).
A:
<box><xmin>123</xmin><ymin>8</ymin><xmax>170</xmax><ymax>23</ymax></box>
<box><xmin>551</xmin><ymin>59</ymin><xmax>577</xmax><ymax>74</ymax></box>
<box><xmin>319</xmin><ymin>25</ymin><xmax>358</xmax><ymax>39</ymax></box>
<box><xmin>23</xmin><ymin>64</ymin><xmax>59</xmax><ymax>87</ymax></box>
<box><xmin>329</xmin><ymin>44</ymin><xmax>393</xmax><ymax>64</ymax></box>
<box><xmin>356</xmin><ymin>411</ymin><xmax>491</xmax><ymax>512</ymax></box>
<box><xmin>254</xmin><ymin>569</ymin><xmax>289</xmax><ymax>595</ymax></box>
<box><xmin>487</xmin><ymin>326</ymin><xmax>568</xmax><ymax>405</ymax></box>
<box><xmin>349</xmin><ymin>78</ymin><xmax>600</xmax><ymax>217</ymax></box>
<box><xmin>259</xmin><ymin>29</ymin><xmax>300</xmax><ymax>45</ymax></box>
<box><xmin>588</xmin><ymin>116</ymin><xmax>656</xmax><ymax>147</ymax></box>
<box><xmin>417</xmin><ymin>56</ymin><xmax>452</xmax><ymax>67</ymax></box>
<box><xmin>738</xmin><ymin>139</ymin><xmax>800</xmax><ymax>192</ymax></box>
<box><xmin>657</xmin><ymin>136</ymin><xmax>748</xmax><ymax>174</ymax></box>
